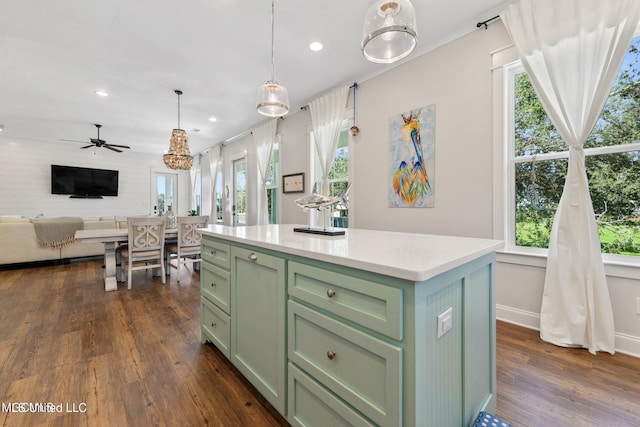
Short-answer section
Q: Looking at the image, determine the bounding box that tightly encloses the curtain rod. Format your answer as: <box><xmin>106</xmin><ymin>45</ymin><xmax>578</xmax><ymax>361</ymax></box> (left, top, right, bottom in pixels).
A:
<box><xmin>477</xmin><ymin>15</ymin><xmax>500</xmax><ymax>30</ymax></box>
<box><xmin>300</xmin><ymin>82</ymin><xmax>358</xmax><ymax>111</ymax></box>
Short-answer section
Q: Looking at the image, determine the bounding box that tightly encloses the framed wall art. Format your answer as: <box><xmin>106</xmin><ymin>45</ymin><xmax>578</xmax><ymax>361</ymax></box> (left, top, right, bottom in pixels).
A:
<box><xmin>282</xmin><ymin>173</ymin><xmax>305</xmax><ymax>193</ymax></box>
<box><xmin>388</xmin><ymin>104</ymin><xmax>436</xmax><ymax>208</ymax></box>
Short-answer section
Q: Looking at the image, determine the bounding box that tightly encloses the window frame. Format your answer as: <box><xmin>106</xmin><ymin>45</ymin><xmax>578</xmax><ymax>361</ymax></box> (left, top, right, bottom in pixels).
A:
<box><xmin>498</xmin><ymin>59</ymin><xmax>640</xmax><ymax>279</ymax></box>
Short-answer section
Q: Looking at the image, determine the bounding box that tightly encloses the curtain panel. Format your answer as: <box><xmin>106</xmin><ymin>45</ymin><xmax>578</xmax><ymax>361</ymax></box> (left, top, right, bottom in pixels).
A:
<box><xmin>208</xmin><ymin>145</ymin><xmax>222</xmax><ymax>222</ymax></box>
<box><xmin>253</xmin><ymin>120</ymin><xmax>278</xmax><ymax>225</ymax></box>
<box><xmin>189</xmin><ymin>155</ymin><xmax>200</xmax><ymax>214</ymax></box>
<box><xmin>501</xmin><ymin>0</ymin><xmax>640</xmax><ymax>354</ymax></box>
<box><xmin>309</xmin><ymin>85</ymin><xmax>350</xmax><ymax>196</ymax></box>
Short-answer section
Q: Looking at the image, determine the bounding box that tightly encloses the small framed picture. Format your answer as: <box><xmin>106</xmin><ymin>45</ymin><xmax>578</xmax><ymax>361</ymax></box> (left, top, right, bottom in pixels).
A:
<box><xmin>282</xmin><ymin>173</ymin><xmax>305</xmax><ymax>193</ymax></box>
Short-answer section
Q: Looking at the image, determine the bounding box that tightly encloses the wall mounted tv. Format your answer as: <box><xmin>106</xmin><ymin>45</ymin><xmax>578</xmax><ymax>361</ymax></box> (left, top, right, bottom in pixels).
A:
<box><xmin>51</xmin><ymin>164</ymin><xmax>119</xmax><ymax>198</ymax></box>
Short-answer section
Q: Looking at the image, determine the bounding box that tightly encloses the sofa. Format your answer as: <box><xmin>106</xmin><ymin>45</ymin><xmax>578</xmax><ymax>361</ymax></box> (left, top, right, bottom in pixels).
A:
<box><xmin>0</xmin><ymin>216</ymin><xmax>126</xmax><ymax>265</ymax></box>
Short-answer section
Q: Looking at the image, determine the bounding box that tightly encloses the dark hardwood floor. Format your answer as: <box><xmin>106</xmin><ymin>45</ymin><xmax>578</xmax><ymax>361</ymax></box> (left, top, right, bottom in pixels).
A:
<box><xmin>0</xmin><ymin>260</ymin><xmax>639</xmax><ymax>426</ymax></box>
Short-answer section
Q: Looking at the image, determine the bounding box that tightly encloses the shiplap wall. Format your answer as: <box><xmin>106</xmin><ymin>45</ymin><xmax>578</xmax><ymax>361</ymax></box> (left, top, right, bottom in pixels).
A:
<box><xmin>0</xmin><ymin>138</ymin><xmax>190</xmax><ymax>218</ymax></box>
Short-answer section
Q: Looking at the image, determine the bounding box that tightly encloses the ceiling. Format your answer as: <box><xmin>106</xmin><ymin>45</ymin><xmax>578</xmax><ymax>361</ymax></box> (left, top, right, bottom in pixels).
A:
<box><xmin>0</xmin><ymin>0</ymin><xmax>511</xmax><ymax>156</ymax></box>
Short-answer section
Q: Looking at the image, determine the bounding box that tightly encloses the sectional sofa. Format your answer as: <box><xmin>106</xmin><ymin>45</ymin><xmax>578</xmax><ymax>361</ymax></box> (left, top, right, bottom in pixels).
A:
<box><xmin>0</xmin><ymin>216</ymin><xmax>124</xmax><ymax>265</ymax></box>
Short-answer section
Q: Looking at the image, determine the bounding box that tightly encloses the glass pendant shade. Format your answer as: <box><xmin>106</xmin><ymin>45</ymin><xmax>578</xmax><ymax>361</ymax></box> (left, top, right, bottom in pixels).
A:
<box><xmin>256</xmin><ymin>81</ymin><xmax>290</xmax><ymax>117</ymax></box>
<box><xmin>361</xmin><ymin>0</ymin><xmax>417</xmax><ymax>64</ymax></box>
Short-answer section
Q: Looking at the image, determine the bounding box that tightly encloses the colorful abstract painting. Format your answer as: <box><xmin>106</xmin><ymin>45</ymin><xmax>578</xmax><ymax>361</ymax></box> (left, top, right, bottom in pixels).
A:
<box><xmin>388</xmin><ymin>105</ymin><xmax>435</xmax><ymax>207</ymax></box>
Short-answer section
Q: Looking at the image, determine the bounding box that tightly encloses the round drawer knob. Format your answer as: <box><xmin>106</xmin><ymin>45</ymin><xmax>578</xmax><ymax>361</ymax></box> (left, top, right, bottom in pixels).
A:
<box><xmin>211</xmin><ymin>250</ymin><xmax>217</xmax><ymax>255</ymax></box>
<box><xmin>248</xmin><ymin>253</ymin><xmax>258</xmax><ymax>261</ymax></box>
<box><xmin>326</xmin><ymin>351</ymin><xmax>336</xmax><ymax>361</ymax></box>
<box><xmin>210</xmin><ymin>282</ymin><xmax>216</xmax><ymax>288</ymax></box>
<box><xmin>211</xmin><ymin>322</ymin><xmax>217</xmax><ymax>329</ymax></box>
<box><xmin>326</xmin><ymin>289</ymin><xmax>336</xmax><ymax>298</ymax></box>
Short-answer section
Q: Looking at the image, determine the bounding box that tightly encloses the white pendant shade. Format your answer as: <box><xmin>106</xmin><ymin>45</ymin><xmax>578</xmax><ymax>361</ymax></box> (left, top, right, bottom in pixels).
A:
<box><xmin>256</xmin><ymin>81</ymin><xmax>289</xmax><ymax>117</ymax></box>
<box><xmin>361</xmin><ymin>0</ymin><xmax>417</xmax><ymax>64</ymax></box>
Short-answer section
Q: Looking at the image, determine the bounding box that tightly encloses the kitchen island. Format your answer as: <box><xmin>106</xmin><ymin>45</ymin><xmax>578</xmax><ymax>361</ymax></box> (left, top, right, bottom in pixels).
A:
<box><xmin>198</xmin><ymin>224</ymin><xmax>502</xmax><ymax>427</ymax></box>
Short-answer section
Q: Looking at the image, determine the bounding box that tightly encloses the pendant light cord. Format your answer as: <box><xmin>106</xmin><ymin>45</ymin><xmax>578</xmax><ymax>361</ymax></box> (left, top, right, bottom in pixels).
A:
<box><xmin>353</xmin><ymin>83</ymin><xmax>358</xmax><ymax>126</ymax></box>
<box><xmin>270</xmin><ymin>0</ymin><xmax>275</xmax><ymax>82</ymax></box>
<box><xmin>175</xmin><ymin>89</ymin><xmax>182</xmax><ymax>130</ymax></box>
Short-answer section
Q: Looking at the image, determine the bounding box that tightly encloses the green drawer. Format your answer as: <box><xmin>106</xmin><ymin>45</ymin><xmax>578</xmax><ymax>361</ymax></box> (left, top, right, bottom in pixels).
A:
<box><xmin>201</xmin><ymin>297</ymin><xmax>231</xmax><ymax>359</ymax></box>
<box><xmin>288</xmin><ymin>261</ymin><xmax>403</xmax><ymax>340</ymax></box>
<box><xmin>201</xmin><ymin>238</ymin><xmax>230</xmax><ymax>270</ymax></box>
<box><xmin>288</xmin><ymin>363</ymin><xmax>375</xmax><ymax>427</ymax></box>
<box><xmin>201</xmin><ymin>263</ymin><xmax>230</xmax><ymax>314</ymax></box>
<box><xmin>288</xmin><ymin>300</ymin><xmax>402</xmax><ymax>427</ymax></box>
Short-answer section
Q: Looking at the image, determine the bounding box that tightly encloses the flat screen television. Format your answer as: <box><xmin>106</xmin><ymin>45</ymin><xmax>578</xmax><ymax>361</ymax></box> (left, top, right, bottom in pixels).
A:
<box><xmin>51</xmin><ymin>164</ymin><xmax>119</xmax><ymax>198</ymax></box>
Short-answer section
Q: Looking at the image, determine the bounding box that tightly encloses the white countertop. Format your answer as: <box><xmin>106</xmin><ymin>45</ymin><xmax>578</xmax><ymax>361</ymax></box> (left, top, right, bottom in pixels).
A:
<box><xmin>199</xmin><ymin>225</ymin><xmax>503</xmax><ymax>282</ymax></box>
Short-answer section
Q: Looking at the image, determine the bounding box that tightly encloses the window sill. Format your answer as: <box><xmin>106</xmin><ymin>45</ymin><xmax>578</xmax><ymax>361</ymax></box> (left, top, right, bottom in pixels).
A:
<box><xmin>496</xmin><ymin>249</ymin><xmax>640</xmax><ymax>280</ymax></box>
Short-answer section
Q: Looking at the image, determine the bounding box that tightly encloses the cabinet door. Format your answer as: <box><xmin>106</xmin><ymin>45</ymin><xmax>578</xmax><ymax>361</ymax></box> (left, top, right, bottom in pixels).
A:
<box><xmin>231</xmin><ymin>246</ymin><xmax>286</xmax><ymax>415</ymax></box>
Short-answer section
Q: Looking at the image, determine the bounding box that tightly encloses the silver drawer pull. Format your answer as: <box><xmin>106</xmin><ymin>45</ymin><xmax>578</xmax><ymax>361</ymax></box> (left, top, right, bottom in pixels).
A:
<box><xmin>248</xmin><ymin>253</ymin><xmax>258</xmax><ymax>261</ymax></box>
<box><xmin>326</xmin><ymin>351</ymin><xmax>336</xmax><ymax>361</ymax></box>
<box><xmin>326</xmin><ymin>289</ymin><xmax>336</xmax><ymax>298</ymax></box>
<box><xmin>211</xmin><ymin>322</ymin><xmax>217</xmax><ymax>329</ymax></box>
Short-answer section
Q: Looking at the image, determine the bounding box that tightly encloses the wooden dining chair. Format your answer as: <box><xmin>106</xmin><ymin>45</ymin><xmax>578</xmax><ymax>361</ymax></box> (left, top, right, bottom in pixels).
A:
<box><xmin>117</xmin><ymin>216</ymin><xmax>167</xmax><ymax>290</ymax></box>
<box><xmin>166</xmin><ymin>216</ymin><xmax>208</xmax><ymax>282</ymax></box>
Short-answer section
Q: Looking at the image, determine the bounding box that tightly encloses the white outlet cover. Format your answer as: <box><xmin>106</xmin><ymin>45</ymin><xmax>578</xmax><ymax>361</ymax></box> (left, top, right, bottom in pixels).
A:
<box><xmin>437</xmin><ymin>307</ymin><xmax>453</xmax><ymax>340</ymax></box>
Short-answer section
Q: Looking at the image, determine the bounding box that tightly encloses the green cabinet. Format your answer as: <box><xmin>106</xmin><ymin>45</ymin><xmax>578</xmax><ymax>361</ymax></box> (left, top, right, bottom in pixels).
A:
<box><xmin>200</xmin><ymin>240</ymin><xmax>231</xmax><ymax>359</ymax></box>
<box><xmin>231</xmin><ymin>246</ymin><xmax>287</xmax><ymax>415</ymax></box>
<box><xmin>200</xmin><ymin>232</ymin><xmax>496</xmax><ymax>427</ymax></box>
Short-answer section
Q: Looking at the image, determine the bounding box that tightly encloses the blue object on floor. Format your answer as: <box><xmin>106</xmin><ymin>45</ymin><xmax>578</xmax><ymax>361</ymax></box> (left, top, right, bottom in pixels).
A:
<box><xmin>472</xmin><ymin>411</ymin><xmax>512</xmax><ymax>427</ymax></box>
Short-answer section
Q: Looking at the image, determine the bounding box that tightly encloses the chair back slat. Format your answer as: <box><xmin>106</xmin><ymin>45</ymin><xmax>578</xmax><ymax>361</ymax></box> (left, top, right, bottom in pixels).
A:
<box><xmin>178</xmin><ymin>216</ymin><xmax>209</xmax><ymax>248</ymax></box>
<box><xmin>128</xmin><ymin>217</ymin><xmax>166</xmax><ymax>252</ymax></box>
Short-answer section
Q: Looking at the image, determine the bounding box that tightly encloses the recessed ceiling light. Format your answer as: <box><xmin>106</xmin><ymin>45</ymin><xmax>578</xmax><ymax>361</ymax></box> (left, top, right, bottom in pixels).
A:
<box><xmin>208</xmin><ymin>116</ymin><xmax>217</xmax><ymax>122</ymax></box>
<box><xmin>94</xmin><ymin>90</ymin><xmax>109</xmax><ymax>97</ymax></box>
<box><xmin>0</xmin><ymin>125</ymin><xmax>3</xmax><ymax>132</ymax></box>
<box><xmin>192</xmin><ymin>129</ymin><xmax>201</xmax><ymax>133</ymax></box>
<box><xmin>309</xmin><ymin>42</ymin><xmax>323</xmax><ymax>51</ymax></box>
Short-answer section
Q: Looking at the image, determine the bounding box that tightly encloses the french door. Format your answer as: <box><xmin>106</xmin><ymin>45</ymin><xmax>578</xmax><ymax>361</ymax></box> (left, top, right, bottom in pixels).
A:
<box><xmin>233</xmin><ymin>158</ymin><xmax>247</xmax><ymax>225</ymax></box>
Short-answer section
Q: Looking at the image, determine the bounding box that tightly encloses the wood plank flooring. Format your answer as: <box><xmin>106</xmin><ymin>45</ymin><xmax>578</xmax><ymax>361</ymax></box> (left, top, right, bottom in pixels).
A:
<box><xmin>1</xmin><ymin>260</ymin><xmax>639</xmax><ymax>426</ymax></box>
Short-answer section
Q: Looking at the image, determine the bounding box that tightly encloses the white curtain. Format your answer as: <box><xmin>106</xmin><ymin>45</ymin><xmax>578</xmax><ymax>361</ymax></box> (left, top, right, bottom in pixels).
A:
<box><xmin>253</xmin><ymin>120</ymin><xmax>278</xmax><ymax>225</ymax></box>
<box><xmin>501</xmin><ymin>0</ymin><xmax>640</xmax><ymax>354</ymax></box>
<box><xmin>190</xmin><ymin>155</ymin><xmax>200</xmax><ymax>214</ymax></box>
<box><xmin>309</xmin><ymin>85</ymin><xmax>350</xmax><ymax>196</ymax></box>
<box><xmin>208</xmin><ymin>145</ymin><xmax>222</xmax><ymax>222</ymax></box>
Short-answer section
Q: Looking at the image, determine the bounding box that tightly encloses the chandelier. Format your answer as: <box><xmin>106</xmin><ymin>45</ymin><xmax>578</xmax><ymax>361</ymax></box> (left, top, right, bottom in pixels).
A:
<box><xmin>256</xmin><ymin>0</ymin><xmax>289</xmax><ymax>117</ymax></box>
<box><xmin>163</xmin><ymin>89</ymin><xmax>193</xmax><ymax>170</ymax></box>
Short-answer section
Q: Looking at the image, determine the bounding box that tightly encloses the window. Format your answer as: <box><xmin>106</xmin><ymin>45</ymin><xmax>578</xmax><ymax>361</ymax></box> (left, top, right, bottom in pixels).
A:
<box><xmin>310</xmin><ymin>125</ymin><xmax>350</xmax><ymax>228</ymax></box>
<box><xmin>153</xmin><ymin>173</ymin><xmax>177</xmax><ymax>215</ymax></box>
<box><xmin>194</xmin><ymin>169</ymin><xmax>202</xmax><ymax>215</ymax></box>
<box><xmin>265</xmin><ymin>143</ymin><xmax>279</xmax><ymax>224</ymax></box>
<box><xmin>505</xmin><ymin>36</ymin><xmax>640</xmax><ymax>256</ymax></box>
<box><xmin>215</xmin><ymin>169</ymin><xmax>223</xmax><ymax>222</ymax></box>
<box><xmin>233</xmin><ymin>158</ymin><xmax>247</xmax><ymax>225</ymax></box>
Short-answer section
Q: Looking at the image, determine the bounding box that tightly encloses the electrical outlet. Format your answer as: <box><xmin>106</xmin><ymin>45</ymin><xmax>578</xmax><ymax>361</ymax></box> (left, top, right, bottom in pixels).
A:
<box><xmin>437</xmin><ymin>307</ymin><xmax>453</xmax><ymax>339</ymax></box>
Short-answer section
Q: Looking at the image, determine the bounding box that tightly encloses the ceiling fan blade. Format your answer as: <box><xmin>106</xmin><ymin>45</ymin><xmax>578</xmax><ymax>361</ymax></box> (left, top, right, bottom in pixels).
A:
<box><xmin>105</xmin><ymin>146</ymin><xmax>123</xmax><ymax>153</ymax></box>
<box><xmin>81</xmin><ymin>144</ymin><xmax>95</xmax><ymax>149</ymax></box>
<box><xmin>59</xmin><ymin>139</ymin><xmax>89</xmax><ymax>143</ymax></box>
<box><xmin>106</xmin><ymin>144</ymin><xmax>131</xmax><ymax>149</ymax></box>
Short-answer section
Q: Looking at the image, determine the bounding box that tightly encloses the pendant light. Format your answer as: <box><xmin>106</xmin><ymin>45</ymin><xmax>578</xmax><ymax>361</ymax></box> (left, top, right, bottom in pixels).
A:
<box><xmin>256</xmin><ymin>0</ymin><xmax>289</xmax><ymax>117</ymax></box>
<box><xmin>163</xmin><ymin>89</ymin><xmax>194</xmax><ymax>170</ymax></box>
<box><xmin>361</xmin><ymin>0</ymin><xmax>417</xmax><ymax>64</ymax></box>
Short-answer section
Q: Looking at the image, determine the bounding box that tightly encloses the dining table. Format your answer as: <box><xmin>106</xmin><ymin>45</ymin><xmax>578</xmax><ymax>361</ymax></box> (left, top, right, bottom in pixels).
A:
<box><xmin>75</xmin><ymin>227</ymin><xmax>178</xmax><ymax>291</ymax></box>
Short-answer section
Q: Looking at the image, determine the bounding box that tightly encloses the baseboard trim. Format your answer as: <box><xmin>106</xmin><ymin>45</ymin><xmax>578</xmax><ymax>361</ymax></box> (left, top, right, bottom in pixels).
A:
<box><xmin>496</xmin><ymin>304</ymin><xmax>640</xmax><ymax>358</ymax></box>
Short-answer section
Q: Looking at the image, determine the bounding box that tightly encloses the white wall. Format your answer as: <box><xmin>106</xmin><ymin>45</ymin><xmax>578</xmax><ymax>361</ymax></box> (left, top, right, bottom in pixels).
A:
<box><xmin>0</xmin><ymin>138</ymin><xmax>190</xmax><ymax>218</ymax></box>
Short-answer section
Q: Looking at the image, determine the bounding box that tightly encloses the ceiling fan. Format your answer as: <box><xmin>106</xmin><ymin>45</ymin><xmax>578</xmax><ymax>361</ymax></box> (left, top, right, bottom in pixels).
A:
<box><xmin>61</xmin><ymin>124</ymin><xmax>131</xmax><ymax>153</ymax></box>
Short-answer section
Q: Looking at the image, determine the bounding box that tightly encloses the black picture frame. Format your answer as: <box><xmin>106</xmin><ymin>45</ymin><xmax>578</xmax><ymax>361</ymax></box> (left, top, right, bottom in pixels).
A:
<box><xmin>282</xmin><ymin>173</ymin><xmax>305</xmax><ymax>193</ymax></box>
